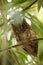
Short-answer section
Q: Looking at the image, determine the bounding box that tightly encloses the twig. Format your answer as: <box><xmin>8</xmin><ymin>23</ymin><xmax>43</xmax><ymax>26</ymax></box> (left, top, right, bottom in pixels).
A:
<box><xmin>0</xmin><ymin>37</ymin><xmax>43</xmax><ymax>52</ymax></box>
<box><xmin>31</xmin><ymin>38</ymin><xmax>43</xmax><ymax>41</ymax></box>
<box><xmin>0</xmin><ymin>43</ymin><xmax>23</xmax><ymax>52</ymax></box>
<box><xmin>22</xmin><ymin>0</ymin><xmax>38</xmax><ymax>11</ymax></box>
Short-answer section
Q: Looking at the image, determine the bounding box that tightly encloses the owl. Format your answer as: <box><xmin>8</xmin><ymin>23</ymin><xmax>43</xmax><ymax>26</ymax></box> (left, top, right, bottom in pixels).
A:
<box><xmin>10</xmin><ymin>9</ymin><xmax>38</xmax><ymax>56</ymax></box>
<box><xmin>11</xmin><ymin>19</ymin><xmax>38</xmax><ymax>56</ymax></box>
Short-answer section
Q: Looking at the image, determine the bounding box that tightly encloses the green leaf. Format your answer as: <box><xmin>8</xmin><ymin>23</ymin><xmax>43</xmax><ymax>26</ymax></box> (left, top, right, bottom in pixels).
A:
<box><xmin>12</xmin><ymin>0</ymin><xmax>28</xmax><ymax>5</ymax></box>
<box><xmin>26</xmin><ymin>13</ymin><xmax>43</xmax><ymax>37</ymax></box>
<box><xmin>38</xmin><ymin>0</ymin><xmax>43</xmax><ymax>11</ymax></box>
<box><xmin>12</xmin><ymin>50</ymin><xmax>22</xmax><ymax>65</ymax></box>
<box><xmin>38</xmin><ymin>40</ymin><xmax>43</xmax><ymax>61</ymax></box>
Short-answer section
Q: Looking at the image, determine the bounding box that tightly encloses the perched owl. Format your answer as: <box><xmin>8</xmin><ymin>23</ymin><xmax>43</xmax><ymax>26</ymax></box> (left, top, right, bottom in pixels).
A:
<box><xmin>11</xmin><ymin>9</ymin><xmax>38</xmax><ymax>56</ymax></box>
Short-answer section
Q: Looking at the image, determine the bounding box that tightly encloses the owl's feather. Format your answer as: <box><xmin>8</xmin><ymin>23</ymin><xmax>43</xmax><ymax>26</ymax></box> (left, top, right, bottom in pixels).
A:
<box><xmin>12</xmin><ymin>19</ymin><xmax>38</xmax><ymax>56</ymax></box>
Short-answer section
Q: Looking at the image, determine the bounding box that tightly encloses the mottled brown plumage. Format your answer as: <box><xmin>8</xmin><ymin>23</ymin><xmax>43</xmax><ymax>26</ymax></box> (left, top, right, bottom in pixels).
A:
<box><xmin>12</xmin><ymin>19</ymin><xmax>38</xmax><ymax>56</ymax></box>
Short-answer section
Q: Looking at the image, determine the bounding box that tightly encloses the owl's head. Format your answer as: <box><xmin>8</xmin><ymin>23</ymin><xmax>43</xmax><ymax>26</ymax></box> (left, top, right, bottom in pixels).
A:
<box><xmin>10</xmin><ymin>9</ymin><xmax>23</xmax><ymax>26</ymax></box>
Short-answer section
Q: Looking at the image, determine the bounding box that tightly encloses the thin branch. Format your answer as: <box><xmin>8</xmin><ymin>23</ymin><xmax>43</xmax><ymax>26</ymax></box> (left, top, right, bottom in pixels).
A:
<box><xmin>22</xmin><ymin>0</ymin><xmax>38</xmax><ymax>11</ymax></box>
<box><xmin>0</xmin><ymin>37</ymin><xmax>43</xmax><ymax>52</ymax></box>
<box><xmin>31</xmin><ymin>38</ymin><xmax>43</xmax><ymax>41</ymax></box>
<box><xmin>0</xmin><ymin>43</ymin><xmax>23</xmax><ymax>52</ymax></box>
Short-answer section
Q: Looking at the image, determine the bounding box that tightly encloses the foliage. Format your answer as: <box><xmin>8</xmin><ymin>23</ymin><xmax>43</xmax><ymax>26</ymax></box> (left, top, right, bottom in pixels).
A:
<box><xmin>0</xmin><ymin>0</ymin><xmax>43</xmax><ymax>65</ymax></box>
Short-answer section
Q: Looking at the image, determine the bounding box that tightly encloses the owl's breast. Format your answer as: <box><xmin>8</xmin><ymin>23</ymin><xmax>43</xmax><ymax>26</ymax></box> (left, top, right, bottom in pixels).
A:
<box><xmin>12</xmin><ymin>19</ymin><xmax>38</xmax><ymax>56</ymax></box>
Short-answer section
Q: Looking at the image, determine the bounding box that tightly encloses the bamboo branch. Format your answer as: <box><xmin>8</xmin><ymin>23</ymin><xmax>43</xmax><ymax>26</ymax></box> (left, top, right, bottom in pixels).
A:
<box><xmin>0</xmin><ymin>37</ymin><xmax>43</xmax><ymax>52</ymax></box>
<box><xmin>22</xmin><ymin>0</ymin><xmax>38</xmax><ymax>11</ymax></box>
